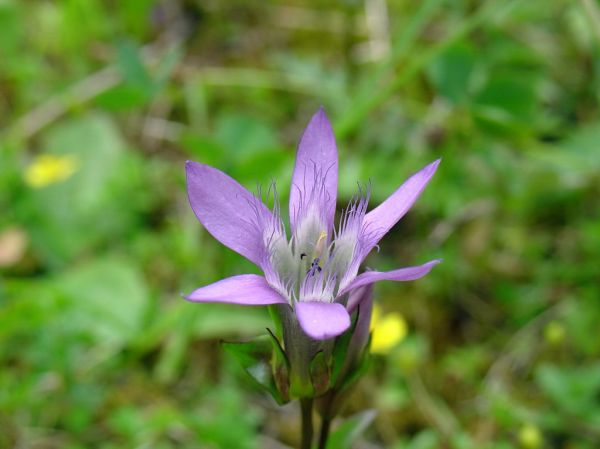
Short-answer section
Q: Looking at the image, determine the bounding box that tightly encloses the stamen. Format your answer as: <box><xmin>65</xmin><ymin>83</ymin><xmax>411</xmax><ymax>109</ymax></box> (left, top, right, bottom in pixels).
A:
<box><xmin>314</xmin><ymin>231</ymin><xmax>327</xmax><ymax>258</ymax></box>
<box><xmin>261</xmin><ymin>172</ymin><xmax>372</xmax><ymax>305</ymax></box>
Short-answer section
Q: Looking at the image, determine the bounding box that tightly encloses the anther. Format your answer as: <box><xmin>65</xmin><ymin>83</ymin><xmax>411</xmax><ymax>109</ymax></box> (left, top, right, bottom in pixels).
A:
<box><xmin>306</xmin><ymin>257</ymin><xmax>322</xmax><ymax>276</ymax></box>
<box><xmin>314</xmin><ymin>231</ymin><xmax>327</xmax><ymax>258</ymax></box>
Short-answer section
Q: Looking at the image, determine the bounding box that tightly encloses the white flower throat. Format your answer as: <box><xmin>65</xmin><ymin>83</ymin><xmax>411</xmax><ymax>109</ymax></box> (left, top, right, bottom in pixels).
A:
<box><xmin>261</xmin><ymin>184</ymin><xmax>371</xmax><ymax>305</ymax></box>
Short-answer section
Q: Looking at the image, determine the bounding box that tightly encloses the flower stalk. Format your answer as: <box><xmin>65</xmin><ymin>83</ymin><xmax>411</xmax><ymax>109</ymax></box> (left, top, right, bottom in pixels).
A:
<box><xmin>317</xmin><ymin>407</ymin><xmax>333</xmax><ymax>449</ymax></box>
<box><xmin>300</xmin><ymin>398</ymin><xmax>314</xmax><ymax>449</ymax></box>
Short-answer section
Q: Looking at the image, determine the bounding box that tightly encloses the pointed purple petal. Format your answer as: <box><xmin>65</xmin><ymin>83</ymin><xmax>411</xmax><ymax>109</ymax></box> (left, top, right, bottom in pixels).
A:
<box><xmin>185</xmin><ymin>274</ymin><xmax>287</xmax><ymax>306</ymax></box>
<box><xmin>340</xmin><ymin>259</ymin><xmax>441</xmax><ymax>295</ymax></box>
<box><xmin>186</xmin><ymin>161</ymin><xmax>271</xmax><ymax>266</ymax></box>
<box><xmin>344</xmin><ymin>285</ymin><xmax>373</xmax><ymax>373</ymax></box>
<box><xmin>347</xmin><ymin>283</ymin><xmax>374</xmax><ymax>314</ymax></box>
<box><xmin>289</xmin><ymin>108</ymin><xmax>338</xmax><ymax>233</ymax></box>
<box><xmin>295</xmin><ymin>301</ymin><xmax>350</xmax><ymax>340</ymax></box>
<box><xmin>361</xmin><ymin>159</ymin><xmax>440</xmax><ymax>256</ymax></box>
<box><xmin>350</xmin><ymin>286</ymin><xmax>373</xmax><ymax>347</ymax></box>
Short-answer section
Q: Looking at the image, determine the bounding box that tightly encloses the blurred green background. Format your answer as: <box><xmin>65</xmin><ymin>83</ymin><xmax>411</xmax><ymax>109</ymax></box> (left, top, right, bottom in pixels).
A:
<box><xmin>1</xmin><ymin>0</ymin><xmax>600</xmax><ymax>448</ymax></box>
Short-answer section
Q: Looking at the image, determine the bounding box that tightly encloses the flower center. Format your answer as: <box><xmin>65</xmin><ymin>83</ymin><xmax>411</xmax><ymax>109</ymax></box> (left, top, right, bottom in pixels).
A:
<box><xmin>260</xmin><ymin>183</ymin><xmax>371</xmax><ymax>305</ymax></box>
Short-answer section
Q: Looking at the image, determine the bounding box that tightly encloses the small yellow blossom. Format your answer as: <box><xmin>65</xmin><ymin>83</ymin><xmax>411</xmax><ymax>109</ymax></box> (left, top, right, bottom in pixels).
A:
<box><xmin>518</xmin><ymin>423</ymin><xmax>543</xmax><ymax>449</ymax></box>
<box><xmin>370</xmin><ymin>305</ymin><xmax>408</xmax><ymax>354</ymax></box>
<box><xmin>544</xmin><ymin>321</ymin><xmax>566</xmax><ymax>345</ymax></box>
<box><xmin>24</xmin><ymin>154</ymin><xmax>78</xmax><ymax>188</ymax></box>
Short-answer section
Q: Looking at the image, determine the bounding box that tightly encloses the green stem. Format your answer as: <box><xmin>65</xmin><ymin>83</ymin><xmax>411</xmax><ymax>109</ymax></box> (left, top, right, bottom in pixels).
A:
<box><xmin>300</xmin><ymin>398</ymin><xmax>314</xmax><ymax>449</ymax></box>
<box><xmin>317</xmin><ymin>392</ymin><xmax>336</xmax><ymax>449</ymax></box>
<box><xmin>318</xmin><ymin>415</ymin><xmax>332</xmax><ymax>449</ymax></box>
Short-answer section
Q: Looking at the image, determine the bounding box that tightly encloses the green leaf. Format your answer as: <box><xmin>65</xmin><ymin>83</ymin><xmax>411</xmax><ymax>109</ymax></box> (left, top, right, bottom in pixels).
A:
<box><xmin>427</xmin><ymin>42</ymin><xmax>477</xmax><ymax>104</ymax></box>
<box><xmin>394</xmin><ymin>429</ymin><xmax>440</xmax><ymax>449</ymax></box>
<box><xmin>214</xmin><ymin>113</ymin><xmax>278</xmax><ymax>161</ymax></box>
<box><xmin>54</xmin><ymin>256</ymin><xmax>149</xmax><ymax>348</ymax></box>
<box><xmin>330</xmin><ymin>306</ymin><xmax>362</xmax><ymax>387</ymax></box>
<box><xmin>338</xmin><ymin>342</ymin><xmax>371</xmax><ymax>396</ymax></box>
<box><xmin>222</xmin><ymin>335</ymin><xmax>288</xmax><ymax>404</ymax></box>
<box><xmin>473</xmin><ymin>72</ymin><xmax>539</xmax><ymax>132</ymax></box>
<box><xmin>535</xmin><ymin>363</ymin><xmax>600</xmax><ymax>419</ymax></box>
<box><xmin>180</xmin><ymin>133</ymin><xmax>228</xmax><ymax>167</ymax></box>
<box><xmin>95</xmin><ymin>85</ymin><xmax>152</xmax><ymax>111</ymax></box>
<box><xmin>190</xmin><ymin>383</ymin><xmax>260</xmax><ymax>449</ymax></box>
<box><xmin>326</xmin><ymin>409</ymin><xmax>377</xmax><ymax>449</ymax></box>
<box><xmin>116</xmin><ymin>39</ymin><xmax>154</xmax><ymax>92</ymax></box>
<box><xmin>96</xmin><ymin>39</ymin><xmax>172</xmax><ymax>110</ymax></box>
<box><xmin>24</xmin><ymin>113</ymin><xmax>142</xmax><ymax>266</ymax></box>
<box><xmin>530</xmin><ymin>122</ymin><xmax>600</xmax><ymax>186</ymax></box>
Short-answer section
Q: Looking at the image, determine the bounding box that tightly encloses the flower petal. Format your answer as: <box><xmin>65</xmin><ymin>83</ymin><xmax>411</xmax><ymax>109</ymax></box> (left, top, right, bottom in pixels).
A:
<box><xmin>340</xmin><ymin>259</ymin><xmax>441</xmax><ymax>295</ymax></box>
<box><xmin>186</xmin><ymin>161</ymin><xmax>272</xmax><ymax>266</ymax></box>
<box><xmin>338</xmin><ymin>285</ymin><xmax>373</xmax><ymax>382</ymax></box>
<box><xmin>347</xmin><ymin>286</ymin><xmax>373</xmax><ymax>355</ymax></box>
<box><xmin>362</xmin><ymin>159</ymin><xmax>440</xmax><ymax>255</ymax></box>
<box><xmin>295</xmin><ymin>301</ymin><xmax>350</xmax><ymax>340</ymax></box>
<box><xmin>289</xmin><ymin>107</ymin><xmax>338</xmax><ymax>233</ymax></box>
<box><xmin>185</xmin><ymin>274</ymin><xmax>287</xmax><ymax>305</ymax></box>
<box><xmin>347</xmin><ymin>283</ymin><xmax>374</xmax><ymax>314</ymax></box>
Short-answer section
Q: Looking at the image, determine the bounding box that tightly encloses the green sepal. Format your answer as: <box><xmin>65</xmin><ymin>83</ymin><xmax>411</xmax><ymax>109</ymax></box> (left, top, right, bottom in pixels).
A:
<box><xmin>310</xmin><ymin>350</ymin><xmax>331</xmax><ymax>396</ymax></box>
<box><xmin>319</xmin><ymin>336</ymin><xmax>373</xmax><ymax>419</ymax></box>
<box><xmin>222</xmin><ymin>335</ymin><xmax>289</xmax><ymax>405</ymax></box>
<box><xmin>289</xmin><ymin>368</ymin><xmax>315</xmax><ymax>398</ymax></box>
<box><xmin>330</xmin><ymin>306</ymin><xmax>361</xmax><ymax>386</ymax></box>
<box><xmin>266</xmin><ymin>328</ymin><xmax>291</xmax><ymax>403</ymax></box>
<box><xmin>267</xmin><ymin>305</ymin><xmax>284</xmax><ymax>339</ymax></box>
<box><xmin>337</xmin><ymin>334</ymin><xmax>372</xmax><ymax>395</ymax></box>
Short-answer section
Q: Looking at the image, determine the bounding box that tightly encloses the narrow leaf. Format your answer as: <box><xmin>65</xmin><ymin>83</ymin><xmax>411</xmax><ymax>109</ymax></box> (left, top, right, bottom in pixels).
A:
<box><xmin>326</xmin><ymin>409</ymin><xmax>377</xmax><ymax>449</ymax></box>
<box><xmin>222</xmin><ymin>336</ymin><xmax>287</xmax><ymax>404</ymax></box>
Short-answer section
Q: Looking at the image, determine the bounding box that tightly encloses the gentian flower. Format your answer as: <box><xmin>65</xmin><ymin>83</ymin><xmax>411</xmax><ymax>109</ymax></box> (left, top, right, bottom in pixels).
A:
<box><xmin>185</xmin><ymin>108</ymin><xmax>440</xmax><ymax>342</ymax></box>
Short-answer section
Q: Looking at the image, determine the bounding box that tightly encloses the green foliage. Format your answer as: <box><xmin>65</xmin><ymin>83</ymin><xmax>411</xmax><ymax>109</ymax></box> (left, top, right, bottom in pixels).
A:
<box><xmin>536</xmin><ymin>363</ymin><xmax>600</xmax><ymax>428</ymax></box>
<box><xmin>222</xmin><ymin>334</ymin><xmax>289</xmax><ymax>405</ymax></box>
<box><xmin>1</xmin><ymin>0</ymin><xmax>600</xmax><ymax>447</ymax></box>
<box><xmin>22</xmin><ymin>114</ymin><xmax>146</xmax><ymax>265</ymax></box>
<box><xmin>326</xmin><ymin>409</ymin><xmax>377</xmax><ymax>449</ymax></box>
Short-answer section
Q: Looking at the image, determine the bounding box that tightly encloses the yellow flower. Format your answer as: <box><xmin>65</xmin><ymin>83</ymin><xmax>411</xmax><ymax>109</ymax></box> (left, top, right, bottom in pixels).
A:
<box><xmin>518</xmin><ymin>423</ymin><xmax>542</xmax><ymax>449</ymax></box>
<box><xmin>544</xmin><ymin>321</ymin><xmax>566</xmax><ymax>345</ymax></box>
<box><xmin>370</xmin><ymin>305</ymin><xmax>408</xmax><ymax>354</ymax></box>
<box><xmin>24</xmin><ymin>154</ymin><xmax>78</xmax><ymax>188</ymax></box>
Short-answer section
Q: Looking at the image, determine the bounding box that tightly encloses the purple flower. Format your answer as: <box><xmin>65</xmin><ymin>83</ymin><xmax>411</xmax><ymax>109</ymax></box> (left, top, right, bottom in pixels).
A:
<box><xmin>185</xmin><ymin>108</ymin><xmax>440</xmax><ymax>341</ymax></box>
